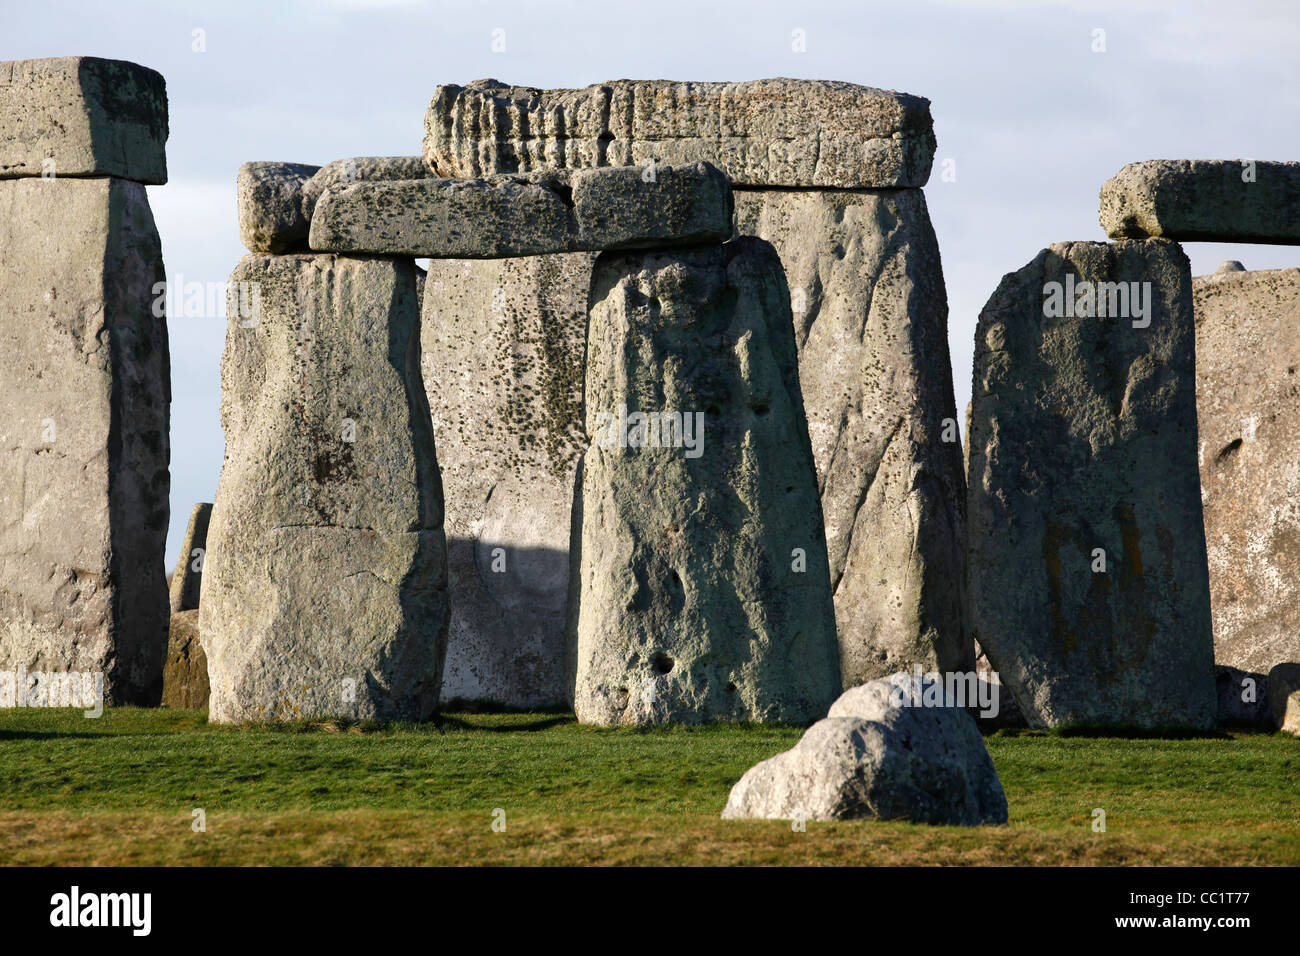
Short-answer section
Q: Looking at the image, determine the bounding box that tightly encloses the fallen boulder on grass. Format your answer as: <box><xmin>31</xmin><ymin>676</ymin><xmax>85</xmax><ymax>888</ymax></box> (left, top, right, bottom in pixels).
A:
<box><xmin>722</xmin><ymin>671</ymin><xmax>1008</xmax><ymax>825</ymax></box>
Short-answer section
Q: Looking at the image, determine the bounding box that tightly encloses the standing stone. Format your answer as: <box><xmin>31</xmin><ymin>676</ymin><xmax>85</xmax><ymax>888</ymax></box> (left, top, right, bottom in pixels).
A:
<box><xmin>1268</xmin><ymin>663</ymin><xmax>1300</xmax><ymax>736</ymax></box>
<box><xmin>968</xmin><ymin>239</ymin><xmax>1216</xmax><ymax>730</ymax></box>
<box><xmin>169</xmin><ymin>502</ymin><xmax>212</xmax><ymax>613</ymax></box>
<box><xmin>722</xmin><ymin>671</ymin><xmax>1007</xmax><ymax>824</ymax></box>
<box><xmin>574</xmin><ymin>237</ymin><xmax>841</xmax><ymax>725</ymax></box>
<box><xmin>1194</xmin><ymin>267</ymin><xmax>1300</xmax><ymax>681</ymax></box>
<box><xmin>161</xmin><ymin>609</ymin><xmax>207</xmax><ymax>709</ymax></box>
<box><xmin>236</xmin><ymin>161</ymin><xmax>319</xmax><ymax>254</ymax></box>
<box><xmin>0</xmin><ymin>176</ymin><xmax>170</xmax><ymax>705</ymax></box>
<box><xmin>0</xmin><ymin>57</ymin><xmax>168</xmax><ymax>183</ymax></box>
<box><xmin>1100</xmin><ymin>160</ymin><xmax>1300</xmax><ymax>244</ymax></box>
<box><xmin>735</xmin><ymin>188</ymin><xmax>969</xmax><ymax>685</ymax></box>
<box><xmin>423</xmin><ymin>253</ymin><xmax>594</xmax><ymax>707</ymax></box>
<box><xmin>424</xmin><ymin>78</ymin><xmax>935</xmax><ymax>188</ymax></box>
<box><xmin>201</xmin><ymin>254</ymin><xmax>448</xmax><ymax>723</ymax></box>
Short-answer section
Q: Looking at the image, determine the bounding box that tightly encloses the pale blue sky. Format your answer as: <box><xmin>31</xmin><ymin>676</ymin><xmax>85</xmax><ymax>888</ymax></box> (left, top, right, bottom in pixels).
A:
<box><xmin>4</xmin><ymin>0</ymin><xmax>1298</xmax><ymax>562</ymax></box>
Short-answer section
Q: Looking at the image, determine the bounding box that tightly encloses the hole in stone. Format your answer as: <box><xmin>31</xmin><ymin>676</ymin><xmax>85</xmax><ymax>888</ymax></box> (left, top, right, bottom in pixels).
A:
<box><xmin>1217</xmin><ymin>438</ymin><xmax>1243</xmax><ymax>461</ymax></box>
<box><xmin>651</xmin><ymin>653</ymin><xmax>674</xmax><ymax>675</ymax></box>
<box><xmin>549</xmin><ymin>182</ymin><xmax>575</xmax><ymax>209</ymax></box>
<box><xmin>706</xmin><ymin>404</ymin><xmax>721</xmax><ymax>416</ymax></box>
<box><xmin>753</xmin><ymin>402</ymin><xmax>770</xmax><ymax>415</ymax></box>
<box><xmin>726</xmin><ymin>682</ymin><xmax>737</xmax><ymax>693</ymax></box>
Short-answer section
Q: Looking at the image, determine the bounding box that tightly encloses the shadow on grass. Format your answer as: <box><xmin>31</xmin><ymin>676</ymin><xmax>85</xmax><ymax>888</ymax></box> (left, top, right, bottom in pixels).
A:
<box><xmin>998</xmin><ymin>724</ymin><xmax>1236</xmax><ymax>741</ymax></box>
<box><xmin>435</xmin><ymin>714</ymin><xmax>575</xmax><ymax>733</ymax></box>
<box><xmin>0</xmin><ymin>729</ymin><xmax>111</xmax><ymax>741</ymax></box>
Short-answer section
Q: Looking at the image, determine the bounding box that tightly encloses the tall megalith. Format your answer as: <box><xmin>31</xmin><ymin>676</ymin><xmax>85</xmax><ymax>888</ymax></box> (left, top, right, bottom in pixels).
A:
<box><xmin>0</xmin><ymin>57</ymin><xmax>170</xmax><ymax>705</ymax></box>
<box><xmin>574</xmin><ymin>237</ymin><xmax>841</xmax><ymax>725</ymax></box>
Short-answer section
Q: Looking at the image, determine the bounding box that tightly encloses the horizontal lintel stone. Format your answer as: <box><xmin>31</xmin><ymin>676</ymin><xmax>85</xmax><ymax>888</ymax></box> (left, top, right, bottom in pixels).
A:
<box><xmin>307</xmin><ymin>160</ymin><xmax>732</xmax><ymax>258</ymax></box>
<box><xmin>1100</xmin><ymin>160</ymin><xmax>1300</xmax><ymax>244</ymax></box>
<box><xmin>0</xmin><ymin>56</ymin><xmax>168</xmax><ymax>184</ymax></box>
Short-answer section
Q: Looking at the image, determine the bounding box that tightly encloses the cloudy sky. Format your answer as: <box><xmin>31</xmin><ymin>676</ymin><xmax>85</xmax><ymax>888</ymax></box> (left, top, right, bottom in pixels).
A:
<box><xmin>6</xmin><ymin>0</ymin><xmax>1299</xmax><ymax>561</ymax></box>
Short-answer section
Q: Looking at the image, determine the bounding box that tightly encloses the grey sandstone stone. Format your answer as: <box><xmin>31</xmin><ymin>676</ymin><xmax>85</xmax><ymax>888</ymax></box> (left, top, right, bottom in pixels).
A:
<box><xmin>1100</xmin><ymin>160</ymin><xmax>1300</xmax><ymax>244</ymax></box>
<box><xmin>300</xmin><ymin>156</ymin><xmax>431</xmax><ymax>222</ymax></box>
<box><xmin>734</xmin><ymin>188</ymin><xmax>969</xmax><ymax>686</ymax></box>
<box><xmin>169</xmin><ymin>502</ymin><xmax>211</xmax><ymax>613</ymax></box>
<box><xmin>236</xmin><ymin>161</ymin><xmax>319</xmax><ymax>253</ymax></box>
<box><xmin>573</xmin><ymin>237</ymin><xmax>841</xmax><ymax>725</ymax></box>
<box><xmin>422</xmin><ymin>252</ymin><xmax>595</xmax><ymax>708</ymax></box>
<box><xmin>967</xmin><ymin>239</ymin><xmax>1216</xmax><ymax>730</ymax></box>
<box><xmin>1268</xmin><ymin>663</ymin><xmax>1300</xmax><ymax>736</ymax></box>
<box><xmin>425</xmin><ymin>78</ymin><xmax>935</xmax><ymax>188</ymax></box>
<box><xmin>201</xmin><ymin>253</ymin><xmax>448</xmax><ymax>723</ymax></box>
<box><xmin>0</xmin><ymin>176</ymin><xmax>170</xmax><ymax>704</ymax></box>
<box><xmin>161</xmin><ymin>609</ymin><xmax>208</xmax><ymax>709</ymax></box>
<box><xmin>1215</xmin><ymin>665</ymin><xmax>1270</xmax><ymax>727</ymax></box>
<box><xmin>722</xmin><ymin>671</ymin><xmax>1008</xmax><ymax>824</ymax></box>
<box><xmin>1194</xmin><ymin>267</ymin><xmax>1300</xmax><ymax>679</ymax></box>
<box><xmin>0</xmin><ymin>56</ymin><xmax>168</xmax><ymax>184</ymax></box>
<box><xmin>308</xmin><ymin>161</ymin><xmax>731</xmax><ymax>257</ymax></box>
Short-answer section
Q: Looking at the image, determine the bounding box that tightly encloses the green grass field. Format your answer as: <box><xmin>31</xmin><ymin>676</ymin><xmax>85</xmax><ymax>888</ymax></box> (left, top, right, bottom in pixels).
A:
<box><xmin>0</xmin><ymin>708</ymin><xmax>1296</xmax><ymax>865</ymax></box>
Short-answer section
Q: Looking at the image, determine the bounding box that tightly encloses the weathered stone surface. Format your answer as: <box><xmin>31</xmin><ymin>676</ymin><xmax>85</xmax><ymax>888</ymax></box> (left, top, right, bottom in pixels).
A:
<box><xmin>201</xmin><ymin>254</ymin><xmax>448</xmax><ymax>723</ymax></box>
<box><xmin>308</xmin><ymin>161</ymin><xmax>731</xmax><ymax>257</ymax></box>
<box><xmin>0</xmin><ymin>57</ymin><xmax>167</xmax><ymax>184</ymax></box>
<box><xmin>422</xmin><ymin>252</ymin><xmax>595</xmax><ymax>707</ymax></box>
<box><xmin>236</xmin><ymin>161</ymin><xmax>319</xmax><ymax>253</ymax></box>
<box><xmin>425</xmin><ymin>78</ymin><xmax>935</xmax><ymax>188</ymax></box>
<box><xmin>0</xmin><ymin>177</ymin><xmax>170</xmax><ymax>705</ymax></box>
<box><xmin>968</xmin><ymin>239</ymin><xmax>1216</xmax><ymax>730</ymax></box>
<box><xmin>169</xmin><ymin>502</ymin><xmax>212</xmax><ymax>613</ymax></box>
<box><xmin>1215</xmin><ymin>665</ymin><xmax>1271</xmax><ymax>727</ymax></box>
<box><xmin>735</xmin><ymin>188</ymin><xmax>969</xmax><ymax>685</ymax></box>
<box><xmin>573</xmin><ymin>237</ymin><xmax>841</xmax><ymax>725</ymax></box>
<box><xmin>160</xmin><ymin>609</ymin><xmax>208</xmax><ymax>709</ymax></box>
<box><xmin>1100</xmin><ymin>160</ymin><xmax>1300</xmax><ymax>244</ymax></box>
<box><xmin>300</xmin><ymin>156</ymin><xmax>430</xmax><ymax>222</ymax></box>
<box><xmin>974</xmin><ymin>640</ymin><xmax>1026</xmax><ymax>728</ymax></box>
<box><xmin>1268</xmin><ymin>663</ymin><xmax>1300</xmax><ymax>735</ymax></box>
<box><xmin>1194</xmin><ymin>267</ymin><xmax>1300</xmax><ymax>678</ymax></box>
<box><xmin>722</xmin><ymin>671</ymin><xmax>1007</xmax><ymax>824</ymax></box>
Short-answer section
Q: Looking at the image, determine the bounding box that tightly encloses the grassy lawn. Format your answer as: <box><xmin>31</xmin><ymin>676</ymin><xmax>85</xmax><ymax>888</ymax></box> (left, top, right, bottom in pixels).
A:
<box><xmin>0</xmin><ymin>708</ymin><xmax>1296</xmax><ymax>865</ymax></box>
